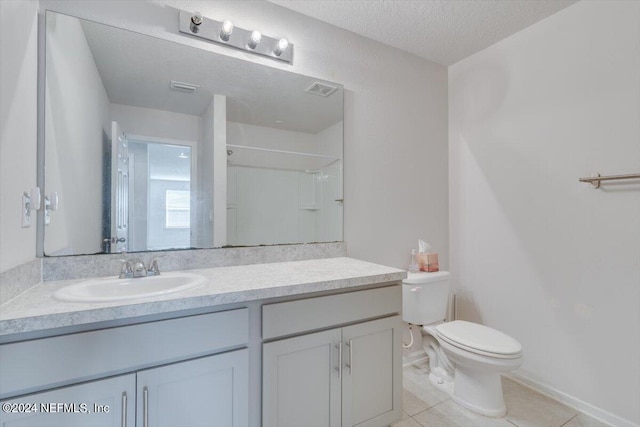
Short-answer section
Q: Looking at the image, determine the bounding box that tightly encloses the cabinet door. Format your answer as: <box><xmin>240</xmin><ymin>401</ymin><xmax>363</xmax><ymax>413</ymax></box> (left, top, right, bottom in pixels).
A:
<box><xmin>0</xmin><ymin>374</ymin><xmax>135</xmax><ymax>427</ymax></box>
<box><xmin>136</xmin><ymin>349</ymin><xmax>248</xmax><ymax>427</ymax></box>
<box><xmin>342</xmin><ymin>316</ymin><xmax>402</xmax><ymax>427</ymax></box>
<box><xmin>263</xmin><ymin>328</ymin><xmax>342</xmax><ymax>427</ymax></box>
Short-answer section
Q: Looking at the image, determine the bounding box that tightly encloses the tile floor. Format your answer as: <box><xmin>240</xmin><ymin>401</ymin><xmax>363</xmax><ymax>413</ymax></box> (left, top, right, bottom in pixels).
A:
<box><xmin>395</xmin><ymin>360</ymin><xmax>609</xmax><ymax>427</ymax></box>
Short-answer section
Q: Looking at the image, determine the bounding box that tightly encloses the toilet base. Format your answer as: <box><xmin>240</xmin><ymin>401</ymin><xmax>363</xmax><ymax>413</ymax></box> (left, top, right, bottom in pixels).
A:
<box><xmin>451</xmin><ymin>368</ymin><xmax>507</xmax><ymax>417</ymax></box>
<box><xmin>420</xmin><ymin>322</ymin><xmax>521</xmax><ymax>418</ymax></box>
<box><xmin>428</xmin><ymin>371</ymin><xmax>453</xmax><ymax>395</ymax></box>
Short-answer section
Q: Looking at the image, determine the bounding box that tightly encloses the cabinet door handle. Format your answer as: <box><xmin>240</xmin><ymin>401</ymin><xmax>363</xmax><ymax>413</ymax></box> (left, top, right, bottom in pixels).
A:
<box><xmin>121</xmin><ymin>392</ymin><xmax>127</xmax><ymax>427</ymax></box>
<box><xmin>346</xmin><ymin>339</ymin><xmax>353</xmax><ymax>374</ymax></box>
<box><xmin>143</xmin><ymin>386</ymin><xmax>149</xmax><ymax>427</ymax></box>
<box><xmin>335</xmin><ymin>342</ymin><xmax>342</xmax><ymax>379</ymax></box>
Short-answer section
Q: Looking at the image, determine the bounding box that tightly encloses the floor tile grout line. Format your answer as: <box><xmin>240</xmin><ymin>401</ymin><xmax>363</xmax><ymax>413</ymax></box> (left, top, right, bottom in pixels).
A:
<box><xmin>409</xmin><ymin>397</ymin><xmax>452</xmax><ymax>425</ymax></box>
<box><xmin>559</xmin><ymin>414</ymin><xmax>579</xmax><ymax>427</ymax></box>
<box><xmin>410</xmin><ymin>413</ymin><xmax>427</xmax><ymax>427</ymax></box>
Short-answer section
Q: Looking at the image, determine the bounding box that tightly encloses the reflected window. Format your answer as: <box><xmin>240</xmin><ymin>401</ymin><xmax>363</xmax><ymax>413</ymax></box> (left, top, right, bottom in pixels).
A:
<box><xmin>165</xmin><ymin>190</ymin><xmax>191</xmax><ymax>228</ymax></box>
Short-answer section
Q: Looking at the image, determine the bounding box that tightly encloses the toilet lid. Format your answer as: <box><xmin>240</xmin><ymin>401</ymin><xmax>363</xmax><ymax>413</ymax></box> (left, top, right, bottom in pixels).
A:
<box><xmin>435</xmin><ymin>321</ymin><xmax>522</xmax><ymax>356</ymax></box>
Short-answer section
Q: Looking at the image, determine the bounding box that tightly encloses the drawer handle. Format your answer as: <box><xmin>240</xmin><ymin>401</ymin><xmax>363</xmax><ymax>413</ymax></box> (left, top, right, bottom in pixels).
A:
<box><xmin>121</xmin><ymin>392</ymin><xmax>127</xmax><ymax>427</ymax></box>
<box><xmin>143</xmin><ymin>386</ymin><xmax>149</xmax><ymax>427</ymax></box>
<box><xmin>335</xmin><ymin>342</ymin><xmax>342</xmax><ymax>379</ymax></box>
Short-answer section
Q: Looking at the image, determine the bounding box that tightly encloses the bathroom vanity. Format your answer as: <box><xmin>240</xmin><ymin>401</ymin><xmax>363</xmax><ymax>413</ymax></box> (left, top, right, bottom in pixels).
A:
<box><xmin>0</xmin><ymin>257</ymin><xmax>405</xmax><ymax>427</ymax></box>
<box><xmin>1</xmin><ymin>5</ymin><xmax>399</xmax><ymax>426</ymax></box>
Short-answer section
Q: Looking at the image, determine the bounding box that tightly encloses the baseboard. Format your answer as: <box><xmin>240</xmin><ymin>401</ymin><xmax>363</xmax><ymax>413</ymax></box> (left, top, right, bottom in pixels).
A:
<box><xmin>402</xmin><ymin>350</ymin><xmax>427</xmax><ymax>367</ymax></box>
<box><xmin>506</xmin><ymin>371</ymin><xmax>638</xmax><ymax>427</ymax></box>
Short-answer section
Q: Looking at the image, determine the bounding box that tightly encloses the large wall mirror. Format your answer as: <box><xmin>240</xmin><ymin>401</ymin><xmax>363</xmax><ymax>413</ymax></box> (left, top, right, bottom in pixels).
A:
<box><xmin>42</xmin><ymin>11</ymin><xmax>343</xmax><ymax>256</ymax></box>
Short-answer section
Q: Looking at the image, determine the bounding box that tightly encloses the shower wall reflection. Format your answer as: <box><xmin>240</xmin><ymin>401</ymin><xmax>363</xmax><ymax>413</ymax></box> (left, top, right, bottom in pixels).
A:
<box><xmin>226</xmin><ymin>121</ymin><xmax>343</xmax><ymax>246</ymax></box>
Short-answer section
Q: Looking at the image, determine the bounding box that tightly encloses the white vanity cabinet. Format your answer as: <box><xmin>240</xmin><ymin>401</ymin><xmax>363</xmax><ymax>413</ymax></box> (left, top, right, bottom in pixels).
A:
<box><xmin>136</xmin><ymin>349</ymin><xmax>248</xmax><ymax>427</ymax></box>
<box><xmin>0</xmin><ymin>374</ymin><xmax>135</xmax><ymax>427</ymax></box>
<box><xmin>1</xmin><ymin>350</ymin><xmax>248</xmax><ymax>427</ymax></box>
<box><xmin>263</xmin><ymin>329</ymin><xmax>342</xmax><ymax>427</ymax></box>
<box><xmin>342</xmin><ymin>316</ymin><xmax>399</xmax><ymax>427</ymax></box>
<box><xmin>0</xmin><ymin>309</ymin><xmax>249</xmax><ymax>427</ymax></box>
<box><xmin>262</xmin><ymin>285</ymin><xmax>402</xmax><ymax>427</ymax></box>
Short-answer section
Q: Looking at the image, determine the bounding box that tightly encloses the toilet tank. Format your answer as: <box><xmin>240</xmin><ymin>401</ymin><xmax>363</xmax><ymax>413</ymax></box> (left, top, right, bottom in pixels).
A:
<box><xmin>402</xmin><ymin>271</ymin><xmax>450</xmax><ymax>325</ymax></box>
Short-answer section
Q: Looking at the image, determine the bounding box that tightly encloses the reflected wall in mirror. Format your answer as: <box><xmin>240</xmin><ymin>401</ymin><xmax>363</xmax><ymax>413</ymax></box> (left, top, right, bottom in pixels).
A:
<box><xmin>43</xmin><ymin>11</ymin><xmax>343</xmax><ymax>256</ymax></box>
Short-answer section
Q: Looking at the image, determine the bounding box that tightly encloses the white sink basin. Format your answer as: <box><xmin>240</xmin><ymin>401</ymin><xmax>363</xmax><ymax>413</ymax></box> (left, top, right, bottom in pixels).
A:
<box><xmin>54</xmin><ymin>272</ymin><xmax>207</xmax><ymax>303</ymax></box>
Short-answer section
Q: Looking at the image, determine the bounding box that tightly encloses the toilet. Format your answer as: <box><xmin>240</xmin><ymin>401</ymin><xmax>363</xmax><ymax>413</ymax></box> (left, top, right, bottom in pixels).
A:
<box><xmin>402</xmin><ymin>271</ymin><xmax>522</xmax><ymax>417</ymax></box>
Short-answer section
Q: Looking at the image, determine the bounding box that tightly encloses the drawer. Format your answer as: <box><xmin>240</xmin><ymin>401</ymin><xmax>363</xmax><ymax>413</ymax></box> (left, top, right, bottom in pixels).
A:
<box><xmin>0</xmin><ymin>308</ymin><xmax>248</xmax><ymax>399</ymax></box>
<box><xmin>263</xmin><ymin>285</ymin><xmax>400</xmax><ymax>340</ymax></box>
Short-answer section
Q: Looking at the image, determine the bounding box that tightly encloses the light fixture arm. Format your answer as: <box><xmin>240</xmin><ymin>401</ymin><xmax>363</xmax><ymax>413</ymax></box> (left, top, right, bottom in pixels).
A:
<box><xmin>178</xmin><ymin>10</ymin><xmax>293</xmax><ymax>64</ymax></box>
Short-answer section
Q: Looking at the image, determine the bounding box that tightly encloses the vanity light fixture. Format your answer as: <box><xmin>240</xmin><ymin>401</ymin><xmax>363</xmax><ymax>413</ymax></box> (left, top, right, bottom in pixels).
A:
<box><xmin>178</xmin><ymin>10</ymin><xmax>293</xmax><ymax>64</ymax></box>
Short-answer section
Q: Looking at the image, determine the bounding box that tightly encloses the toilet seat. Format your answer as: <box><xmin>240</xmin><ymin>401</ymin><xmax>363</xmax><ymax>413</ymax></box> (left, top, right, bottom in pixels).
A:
<box><xmin>435</xmin><ymin>321</ymin><xmax>522</xmax><ymax>359</ymax></box>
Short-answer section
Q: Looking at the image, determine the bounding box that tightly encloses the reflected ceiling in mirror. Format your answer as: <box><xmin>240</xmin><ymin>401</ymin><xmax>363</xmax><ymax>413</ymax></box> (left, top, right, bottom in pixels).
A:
<box><xmin>43</xmin><ymin>11</ymin><xmax>343</xmax><ymax>256</ymax></box>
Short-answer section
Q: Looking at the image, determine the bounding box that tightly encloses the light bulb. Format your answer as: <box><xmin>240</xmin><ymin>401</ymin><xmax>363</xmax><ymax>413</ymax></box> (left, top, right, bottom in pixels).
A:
<box><xmin>274</xmin><ymin>38</ymin><xmax>289</xmax><ymax>56</ymax></box>
<box><xmin>248</xmin><ymin>30</ymin><xmax>262</xmax><ymax>49</ymax></box>
<box><xmin>220</xmin><ymin>20</ymin><xmax>233</xmax><ymax>41</ymax></box>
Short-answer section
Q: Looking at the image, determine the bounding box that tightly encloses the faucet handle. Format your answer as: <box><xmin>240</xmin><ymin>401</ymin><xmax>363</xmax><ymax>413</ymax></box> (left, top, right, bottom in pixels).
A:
<box><xmin>147</xmin><ymin>258</ymin><xmax>161</xmax><ymax>276</ymax></box>
<box><xmin>118</xmin><ymin>259</ymin><xmax>133</xmax><ymax>279</ymax></box>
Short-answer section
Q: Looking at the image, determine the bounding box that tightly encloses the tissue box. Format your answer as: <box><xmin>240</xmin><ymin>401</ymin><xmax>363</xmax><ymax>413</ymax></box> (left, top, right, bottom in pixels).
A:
<box><xmin>417</xmin><ymin>253</ymin><xmax>439</xmax><ymax>272</ymax></box>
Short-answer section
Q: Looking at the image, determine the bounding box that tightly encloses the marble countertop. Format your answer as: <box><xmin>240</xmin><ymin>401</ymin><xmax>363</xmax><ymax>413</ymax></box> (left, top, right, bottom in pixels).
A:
<box><xmin>0</xmin><ymin>257</ymin><xmax>406</xmax><ymax>337</ymax></box>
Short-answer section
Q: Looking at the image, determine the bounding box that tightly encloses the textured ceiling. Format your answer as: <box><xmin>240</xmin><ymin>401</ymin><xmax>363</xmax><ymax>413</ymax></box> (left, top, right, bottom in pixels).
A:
<box><xmin>269</xmin><ymin>0</ymin><xmax>578</xmax><ymax>65</ymax></box>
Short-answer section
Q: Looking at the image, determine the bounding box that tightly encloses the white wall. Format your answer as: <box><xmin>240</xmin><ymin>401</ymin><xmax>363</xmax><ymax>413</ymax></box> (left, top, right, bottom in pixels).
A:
<box><xmin>212</xmin><ymin>95</ymin><xmax>227</xmax><ymax>247</ymax></box>
<box><xmin>316</xmin><ymin>121</ymin><xmax>343</xmax><ymax>159</ymax></box>
<box><xmin>200</xmin><ymin>98</ymin><xmax>216</xmax><ymax>248</ymax></box>
<box><xmin>39</xmin><ymin>0</ymin><xmax>449</xmax><ymax>270</ymax></box>
<box><xmin>0</xmin><ymin>1</ymin><xmax>39</xmax><ymax>271</ymax></box>
<box><xmin>43</xmin><ymin>12</ymin><xmax>110</xmax><ymax>255</ymax></box>
<box><xmin>228</xmin><ymin>121</ymin><xmax>318</xmax><ymax>153</ymax></box>
<box><xmin>449</xmin><ymin>1</ymin><xmax>640</xmax><ymax>425</ymax></box>
<box><xmin>110</xmin><ymin>103</ymin><xmax>201</xmax><ymax>143</ymax></box>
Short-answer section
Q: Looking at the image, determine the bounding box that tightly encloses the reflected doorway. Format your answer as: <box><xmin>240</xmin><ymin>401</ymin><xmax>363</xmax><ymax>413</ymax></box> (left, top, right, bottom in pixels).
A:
<box><xmin>107</xmin><ymin>122</ymin><xmax>197</xmax><ymax>252</ymax></box>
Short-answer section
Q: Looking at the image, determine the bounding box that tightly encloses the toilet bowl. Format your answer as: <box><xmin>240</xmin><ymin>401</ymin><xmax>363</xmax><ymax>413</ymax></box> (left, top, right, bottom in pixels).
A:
<box><xmin>403</xmin><ymin>272</ymin><xmax>522</xmax><ymax>417</ymax></box>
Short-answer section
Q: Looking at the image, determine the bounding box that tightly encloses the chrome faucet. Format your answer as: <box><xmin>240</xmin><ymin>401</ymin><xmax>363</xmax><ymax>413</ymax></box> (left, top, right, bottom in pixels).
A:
<box><xmin>147</xmin><ymin>258</ymin><xmax>161</xmax><ymax>276</ymax></box>
<box><xmin>119</xmin><ymin>259</ymin><xmax>161</xmax><ymax>279</ymax></box>
<box><xmin>119</xmin><ymin>260</ymin><xmax>133</xmax><ymax>279</ymax></box>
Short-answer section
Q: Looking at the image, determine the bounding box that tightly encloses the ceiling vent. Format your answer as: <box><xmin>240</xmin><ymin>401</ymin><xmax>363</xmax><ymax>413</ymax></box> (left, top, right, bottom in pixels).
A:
<box><xmin>305</xmin><ymin>81</ymin><xmax>338</xmax><ymax>97</ymax></box>
<box><xmin>170</xmin><ymin>80</ymin><xmax>200</xmax><ymax>93</ymax></box>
